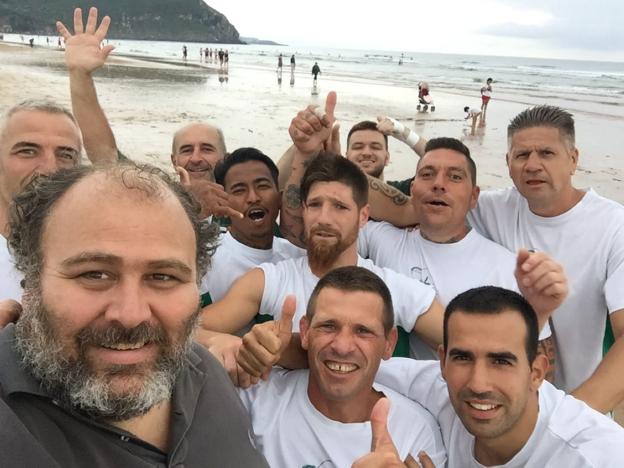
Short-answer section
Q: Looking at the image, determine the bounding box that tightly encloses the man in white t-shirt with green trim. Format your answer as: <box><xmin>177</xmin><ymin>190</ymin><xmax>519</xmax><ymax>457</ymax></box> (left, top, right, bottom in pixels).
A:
<box><xmin>200</xmin><ymin>147</ymin><xmax>304</xmax><ymax>309</ymax></box>
<box><xmin>358</xmin><ymin>136</ymin><xmax>554</xmax><ymax>363</ymax></box>
<box><xmin>238</xmin><ymin>266</ymin><xmax>446</xmax><ymax>467</ymax></box>
<box><xmin>368</xmin><ymin>105</ymin><xmax>624</xmax><ymax>415</ymax></box>
<box><xmin>200</xmin><ymin>153</ymin><xmax>445</xmax><ymax>366</ymax></box>
<box><xmin>371</xmin><ymin>286</ymin><xmax>624</xmax><ymax>467</ymax></box>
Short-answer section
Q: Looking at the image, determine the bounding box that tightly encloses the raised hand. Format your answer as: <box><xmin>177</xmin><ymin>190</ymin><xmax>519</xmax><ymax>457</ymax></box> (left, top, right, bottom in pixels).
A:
<box><xmin>289</xmin><ymin>92</ymin><xmax>337</xmax><ymax>155</ymax></box>
<box><xmin>176</xmin><ymin>166</ymin><xmax>243</xmax><ymax>219</ymax></box>
<box><xmin>352</xmin><ymin>398</ymin><xmax>422</xmax><ymax>467</ymax></box>
<box><xmin>515</xmin><ymin>248</ymin><xmax>568</xmax><ymax>330</ymax></box>
<box><xmin>237</xmin><ymin>295</ymin><xmax>296</xmax><ymax>380</ymax></box>
<box><xmin>57</xmin><ymin>7</ymin><xmax>115</xmax><ymax>74</ymax></box>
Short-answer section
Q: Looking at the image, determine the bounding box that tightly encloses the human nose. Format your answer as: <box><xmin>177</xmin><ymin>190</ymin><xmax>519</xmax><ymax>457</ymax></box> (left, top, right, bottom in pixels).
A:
<box><xmin>465</xmin><ymin>360</ymin><xmax>492</xmax><ymax>395</ymax></box>
<box><xmin>432</xmin><ymin>171</ymin><xmax>447</xmax><ymax>192</ymax></box>
<box><xmin>104</xmin><ymin>279</ymin><xmax>152</xmax><ymax>328</ymax></box>
<box><xmin>36</xmin><ymin>148</ymin><xmax>61</xmax><ymax>175</ymax></box>
<box><xmin>330</xmin><ymin>328</ymin><xmax>356</xmax><ymax>355</ymax></box>
<box><xmin>247</xmin><ymin>186</ymin><xmax>260</xmax><ymax>204</ymax></box>
<box><xmin>524</xmin><ymin>151</ymin><xmax>542</xmax><ymax>172</ymax></box>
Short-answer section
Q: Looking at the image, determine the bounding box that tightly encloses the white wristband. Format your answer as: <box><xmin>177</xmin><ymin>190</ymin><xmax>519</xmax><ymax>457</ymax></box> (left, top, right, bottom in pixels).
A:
<box><xmin>405</xmin><ymin>130</ymin><xmax>420</xmax><ymax>148</ymax></box>
<box><xmin>389</xmin><ymin>117</ymin><xmax>405</xmax><ymax>135</ymax></box>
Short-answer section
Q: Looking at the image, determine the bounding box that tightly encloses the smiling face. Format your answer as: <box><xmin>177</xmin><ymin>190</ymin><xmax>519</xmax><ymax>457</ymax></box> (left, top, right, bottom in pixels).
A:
<box><xmin>301</xmin><ymin>287</ymin><xmax>396</xmax><ymax>407</ymax></box>
<box><xmin>170</xmin><ymin>123</ymin><xmax>225</xmax><ymax>183</ymax></box>
<box><xmin>15</xmin><ymin>174</ymin><xmax>200</xmax><ymax>419</ymax></box>
<box><xmin>506</xmin><ymin>126</ymin><xmax>579</xmax><ymax>216</ymax></box>
<box><xmin>223</xmin><ymin>160</ymin><xmax>280</xmax><ymax>248</ymax></box>
<box><xmin>440</xmin><ymin>310</ymin><xmax>544</xmax><ymax>443</ymax></box>
<box><xmin>411</xmin><ymin>148</ymin><xmax>479</xmax><ymax>241</ymax></box>
<box><xmin>0</xmin><ymin>110</ymin><xmax>82</xmax><ymax>210</ymax></box>
<box><xmin>303</xmin><ymin>181</ymin><xmax>368</xmax><ymax>271</ymax></box>
<box><xmin>346</xmin><ymin>129</ymin><xmax>389</xmax><ymax>178</ymax></box>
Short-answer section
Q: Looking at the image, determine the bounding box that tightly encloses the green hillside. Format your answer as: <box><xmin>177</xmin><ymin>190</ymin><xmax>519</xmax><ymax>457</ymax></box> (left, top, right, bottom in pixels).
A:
<box><xmin>0</xmin><ymin>0</ymin><xmax>242</xmax><ymax>43</ymax></box>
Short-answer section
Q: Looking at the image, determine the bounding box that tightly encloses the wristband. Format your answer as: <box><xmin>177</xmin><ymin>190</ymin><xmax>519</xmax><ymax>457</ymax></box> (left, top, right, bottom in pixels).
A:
<box><xmin>405</xmin><ymin>130</ymin><xmax>420</xmax><ymax>148</ymax></box>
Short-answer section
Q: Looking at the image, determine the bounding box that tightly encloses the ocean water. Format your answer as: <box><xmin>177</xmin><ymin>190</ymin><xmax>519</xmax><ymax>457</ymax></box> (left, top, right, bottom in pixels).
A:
<box><xmin>5</xmin><ymin>33</ymin><xmax>624</xmax><ymax>118</ymax></box>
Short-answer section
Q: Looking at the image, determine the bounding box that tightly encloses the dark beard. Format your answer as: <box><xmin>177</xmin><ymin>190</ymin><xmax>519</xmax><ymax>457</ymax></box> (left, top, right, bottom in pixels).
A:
<box><xmin>306</xmin><ymin>223</ymin><xmax>358</xmax><ymax>272</ymax></box>
<box><xmin>14</xmin><ymin>292</ymin><xmax>200</xmax><ymax>421</ymax></box>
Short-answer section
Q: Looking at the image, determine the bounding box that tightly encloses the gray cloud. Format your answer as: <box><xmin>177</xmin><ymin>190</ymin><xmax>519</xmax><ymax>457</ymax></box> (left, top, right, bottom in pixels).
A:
<box><xmin>481</xmin><ymin>0</ymin><xmax>624</xmax><ymax>52</ymax></box>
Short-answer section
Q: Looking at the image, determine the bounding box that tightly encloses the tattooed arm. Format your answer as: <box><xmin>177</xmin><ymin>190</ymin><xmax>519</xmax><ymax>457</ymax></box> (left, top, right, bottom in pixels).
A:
<box><xmin>280</xmin><ymin>150</ymin><xmax>313</xmax><ymax>248</ymax></box>
<box><xmin>367</xmin><ymin>176</ymin><xmax>420</xmax><ymax>227</ymax></box>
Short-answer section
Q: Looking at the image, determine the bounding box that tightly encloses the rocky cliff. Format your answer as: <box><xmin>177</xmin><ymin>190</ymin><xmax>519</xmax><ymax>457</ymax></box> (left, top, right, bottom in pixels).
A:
<box><xmin>0</xmin><ymin>0</ymin><xmax>242</xmax><ymax>43</ymax></box>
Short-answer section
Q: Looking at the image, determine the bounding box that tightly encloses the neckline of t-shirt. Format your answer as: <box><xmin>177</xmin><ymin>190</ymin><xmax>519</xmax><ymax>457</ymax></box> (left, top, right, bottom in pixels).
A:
<box><xmin>417</xmin><ymin>228</ymin><xmax>476</xmax><ymax>249</ymax></box>
<box><xmin>300</xmin><ymin>371</ymin><xmax>375</xmax><ymax>430</ymax></box>
<box><xmin>523</xmin><ymin>188</ymin><xmax>592</xmax><ymax>225</ymax></box>
<box><xmin>224</xmin><ymin>231</ymin><xmax>276</xmax><ymax>256</ymax></box>
<box><xmin>469</xmin><ymin>390</ymin><xmax>546</xmax><ymax>467</ymax></box>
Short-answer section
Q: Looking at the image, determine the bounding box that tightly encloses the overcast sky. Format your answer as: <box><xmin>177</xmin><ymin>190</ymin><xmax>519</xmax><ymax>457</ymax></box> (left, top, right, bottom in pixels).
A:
<box><xmin>205</xmin><ymin>0</ymin><xmax>624</xmax><ymax>62</ymax></box>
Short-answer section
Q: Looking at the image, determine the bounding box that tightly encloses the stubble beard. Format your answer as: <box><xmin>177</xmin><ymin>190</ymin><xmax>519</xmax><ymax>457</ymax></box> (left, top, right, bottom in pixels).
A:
<box><xmin>14</xmin><ymin>291</ymin><xmax>200</xmax><ymax>421</ymax></box>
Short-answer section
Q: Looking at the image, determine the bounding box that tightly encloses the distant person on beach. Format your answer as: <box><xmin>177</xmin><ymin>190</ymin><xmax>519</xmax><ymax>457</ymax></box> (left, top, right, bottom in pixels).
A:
<box><xmin>311</xmin><ymin>61</ymin><xmax>321</xmax><ymax>83</ymax></box>
<box><xmin>199</xmin><ymin>47</ymin><xmax>203</xmax><ymax>62</ymax></box>
<box><xmin>182</xmin><ymin>44</ymin><xmax>187</xmax><ymax>61</ymax></box>
<box><xmin>204</xmin><ymin>47</ymin><xmax>208</xmax><ymax>61</ymax></box>
<box><xmin>57</xmin><ymin>36</ymin><xmax>62</xmax><ymax>48</ymax></box>
<box><xmin>463</xmin><ymin>106</ymin><xmax>482</xmax><ymax>135</ymax></box>
<box><xmin>480</xmin><ymin>77</ymin><xmax>493</xmax><ymax>123</ymax></box>
<box><xmin>218</xmin><ymin>48</ymin><xmax>224</xmax><ymax>67</ymax></box>
<box><xmin>28</xmin><ymin>38</ymin><xmax>34</xmax><ymax>48</ymax></box>
<box><xmin>277</xmin><ymin>53</ymin><xmax>283</xmax><ymax>71</ymax></box>
<box><xmin>290</xmin><ymin>54</ymin><xmax>295</xmax><ymax>72</ymax></box>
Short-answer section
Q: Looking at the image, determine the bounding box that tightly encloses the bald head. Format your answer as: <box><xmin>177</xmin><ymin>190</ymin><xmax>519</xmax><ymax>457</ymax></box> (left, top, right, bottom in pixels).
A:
<box><xmin>170</xmin><ymin>123</ymin><xmax>226</xmax><ymax>182</ymax></box>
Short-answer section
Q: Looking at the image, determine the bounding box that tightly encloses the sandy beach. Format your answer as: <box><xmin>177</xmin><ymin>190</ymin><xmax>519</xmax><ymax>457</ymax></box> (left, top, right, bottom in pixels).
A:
<box><xmin>1</xmin><ymin>42</ymin><xmax>623</xmax><ymax>203</ymax></box>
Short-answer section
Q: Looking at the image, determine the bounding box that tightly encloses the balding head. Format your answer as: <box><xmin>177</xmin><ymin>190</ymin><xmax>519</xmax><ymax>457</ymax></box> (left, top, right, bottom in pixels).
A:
<box><xmin>170</xmin><ymin>123</ymin><xmax>226</xmax><ymax>182</ymax></box>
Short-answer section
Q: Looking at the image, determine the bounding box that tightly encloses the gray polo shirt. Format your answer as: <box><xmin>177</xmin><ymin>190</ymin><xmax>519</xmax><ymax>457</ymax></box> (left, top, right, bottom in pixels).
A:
<box><xmin>0</xmin><ymin>325</ymin><xmax>269</xmax><ymax>467</ymax></box>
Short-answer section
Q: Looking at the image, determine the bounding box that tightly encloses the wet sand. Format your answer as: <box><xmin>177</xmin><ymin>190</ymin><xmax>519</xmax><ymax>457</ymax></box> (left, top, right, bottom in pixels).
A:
<box><xmin>1</xmin><ymin>42</ymin><xmax>623</xmax><ymax>203</ymax></box>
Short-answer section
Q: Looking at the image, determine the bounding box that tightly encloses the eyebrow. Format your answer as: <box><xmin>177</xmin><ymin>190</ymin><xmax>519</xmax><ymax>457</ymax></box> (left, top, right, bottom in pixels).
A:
<box><xmin>448</xmin><ymin>348</ymin><xmax>518</xmax><ymax>362</ymax></box>
<box><xmin>11</xmin><ymin>141</ymin><xmax>79</xmax><ymax>153</ymax></box>
<box><xmin>306</xmin><ymin>195</ymin><xmax>350</xmax><ymax>206</ymax></box>
<box><xmin>60</xmin><ymin>252</ymin><xmax>193</xmax><ymax>275</ymax></box>
<box><xmin>418</xmin><ymin>165</ymin><xmax>467</xmax><ymax>174</ymax></box>
<box><xmin>229</xmin><ymin>177</ymin><xmax>274</xmax><ymax>190</ymax></box>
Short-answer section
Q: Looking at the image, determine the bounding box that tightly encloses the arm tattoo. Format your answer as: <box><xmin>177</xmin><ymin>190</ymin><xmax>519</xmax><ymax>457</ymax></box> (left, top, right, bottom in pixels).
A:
<box><xmin>537</xmin><ymin>336</ymin><xmax>556</xmax><ymax>383</ymax></box>
<box><xmin>285</xmin><ymin>184</ymin><xmax>302</xmax><ymax>210</ymax></box>
<box><xmin>368</xmin><ymin>177</ymin><xmax>408</xmax><ymax>206</ymax></box>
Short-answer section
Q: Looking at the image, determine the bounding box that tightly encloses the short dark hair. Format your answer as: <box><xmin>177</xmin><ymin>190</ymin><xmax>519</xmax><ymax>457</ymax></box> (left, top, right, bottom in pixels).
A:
<box><xmin>463</xmin><ymin>106</ymin><xmax>470</xmax><ymax>112</ymax></box>
<box><xmin>507</xmin><ymin>105</ymin><xmax>575</xmax><ymax>148</ymax></box>
<box><xmin>214</xmin><ymin>147</ymin><xmax>279</xmax><ymax>187</ymax></box>
<box><xmin>443</xmin><ymin>286</ymin><xmax>539</xmax><ymax>364</ymax></box>
<box><xmin>421</xmin><ymin>137</ymin><xmax>477</xmax><ymax>185</ymax></box>
<box><xmin>300</xmin><ymin>152</ymin><xmax>369</xmax><ymax>208</ymax></box>
<box><xmin>347</xmin><ymin>121</ymin><xmax>388</xmax><ymax>150</ymax></box>
<box><xmin>306</xmin><ymin>266</ymin><xmax>394</xmax><ymax>335</ymax></box>
<box><xmin>8</xmin><ymin>162</ymin><xmax>219</xmax><ymax>288</ymax></box>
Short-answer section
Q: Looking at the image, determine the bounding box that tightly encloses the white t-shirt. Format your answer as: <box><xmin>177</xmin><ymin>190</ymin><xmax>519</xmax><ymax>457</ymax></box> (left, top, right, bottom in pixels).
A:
<box><xmin>259</xmin><ymin>255</ymin><xmax>436</xmax><ymax>333</ymax></box>
<box><xmin>239</xmin><ymin>368</ymin><xmax>447</xmax><ymax>467</ymax></box>
<box><xmin>0</xmin><ymin>237</ymin><xmax>23</xmax><ymax>301</ymax></box>
<box><xmin>377</xmin><ymin>358</ymin><xmax>624</xmax><ymax>468</ymax></box>
<box><xmin>358</xmin><ymin>222</ymin><xmax>550</xmax><ymax>358</ymax></box>
<box><xmin>468</xmin><ymin>188</ymin><xmax>624</xmax><ymax>392</ymax></box>
<box><xmin>200</xmin><ymin>231</ymin><xmax>305</xmax><ymax>302</ymax></box>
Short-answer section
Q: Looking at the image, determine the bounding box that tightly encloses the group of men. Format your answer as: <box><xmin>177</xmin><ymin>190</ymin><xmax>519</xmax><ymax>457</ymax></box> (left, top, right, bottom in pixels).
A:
<box><xmin>1</xmin><ymin>6</ymin><xmax>624</xmax><ymax>468</ymax></box>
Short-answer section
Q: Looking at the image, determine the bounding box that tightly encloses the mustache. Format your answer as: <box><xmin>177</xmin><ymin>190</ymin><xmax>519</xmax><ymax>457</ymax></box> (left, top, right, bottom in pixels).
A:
<box><xmin>76</xmin><ymin>322</ymin><xmax>169</xmax><ymax>349</ymax></box>
<box><xmin>458</xmin><ymin>389</ymin><xmax>505</xmax><ymax>405</ymax></box>
<box><xmin>310</xmin><ymin>224</ymin><xmax>341</xmax><ymax>237</ymax></box>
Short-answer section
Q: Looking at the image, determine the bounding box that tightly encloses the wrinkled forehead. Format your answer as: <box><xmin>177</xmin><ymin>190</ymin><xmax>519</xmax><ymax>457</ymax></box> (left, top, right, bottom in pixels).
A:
<box><xmin>172</xmin><ymin>124</ymin><xmax>222</xmax><ymax>154</ymax></box>
<box><xmin>1</xmin><ymin>110</ymin><xmax>82</xmax><ymax>149</ymax></box>
<box><xmin>306</xmin><ymin>180</ymin><xmax>356</xmax><ymax>205</ymax></box>
<box><xmin>507</xmin><ymin>125</ymin><xmax>572</xmax><ymax>151</ymax></box>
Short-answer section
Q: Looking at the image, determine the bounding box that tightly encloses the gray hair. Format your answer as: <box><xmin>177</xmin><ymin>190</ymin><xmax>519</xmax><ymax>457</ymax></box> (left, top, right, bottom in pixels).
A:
<box><xmin>1</xmin><ymin>99</ymin><xmax>78</xmax><ymax>136</ymax></box>
<box><xmin>8</xmin><ymin>162</ymin><xmax>218</xmax><ymax>288</ymax></box>
<box><xmin>507</xmin><ymin>105</ymin><xmax>576</xmax><ymax>148</ymax></box>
